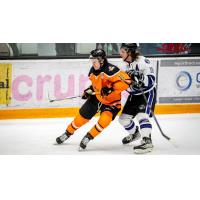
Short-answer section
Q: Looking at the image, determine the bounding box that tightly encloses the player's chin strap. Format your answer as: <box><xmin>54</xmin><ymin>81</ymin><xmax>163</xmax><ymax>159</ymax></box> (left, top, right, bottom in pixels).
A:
<box><xmin>124</xmin><ymin>55</ymin><xmax>129</xmax><ymax>63</ymax></box>
<box><xmin>123</xmin><ymin>49</ymin><xmax>134</xmax><ymax>63</ymax></box>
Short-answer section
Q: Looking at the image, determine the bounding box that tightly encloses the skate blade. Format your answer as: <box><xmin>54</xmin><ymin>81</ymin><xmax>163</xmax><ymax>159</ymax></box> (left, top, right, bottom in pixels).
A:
<box><xmin>134</xmin><ymin>147</ymin><xmax>153</xmax><ymax>154</ymax></box>
<box><xmin>54</xmin><ymin>141</ymin><xmax>66</xmax><ymax>145</ymax></box>
<box><xmin>78</xmin><ymin>146</ymin><xmax>86</xmax><ymax>151</ymax></box>
<box><xmin>53</xmin><ymin>142</ymin><xmax>61</xmax><ymax>145</ymax></box>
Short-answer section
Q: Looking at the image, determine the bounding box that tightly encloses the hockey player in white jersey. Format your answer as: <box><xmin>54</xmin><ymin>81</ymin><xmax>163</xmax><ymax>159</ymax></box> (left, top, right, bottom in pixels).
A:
<box><xmin>119</xmin><ymin>43</ymin><xmax>156</xmax><ymax>154</ymax></box>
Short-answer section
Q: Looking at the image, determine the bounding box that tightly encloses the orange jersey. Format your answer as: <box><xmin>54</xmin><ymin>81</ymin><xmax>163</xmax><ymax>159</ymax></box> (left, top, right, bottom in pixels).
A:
<box><xmin>88</xmin><ymin>63</ymin><xmax>131</xmax><ymax>107</ymax></box>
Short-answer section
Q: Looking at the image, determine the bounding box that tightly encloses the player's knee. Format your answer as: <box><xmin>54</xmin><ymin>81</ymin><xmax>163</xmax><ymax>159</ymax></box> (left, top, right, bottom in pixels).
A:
<box><xmin>136</xmin><ymin>112</ymin><xmax>149</xmax><ymax>122</ymax></box>
<box><xmin>74</xmin><ymin>113</ymin><xmax>89</xmax><ymax>127</ymax></box>
<box><xmin>98</xmin><ymin>111</ymin><xmax>113</xmax><ymax>128</ymax></box>
<box><xmin>118</xmin><ymin>114</ymin><xmax>133</xmax><ymax>127</ymax></box>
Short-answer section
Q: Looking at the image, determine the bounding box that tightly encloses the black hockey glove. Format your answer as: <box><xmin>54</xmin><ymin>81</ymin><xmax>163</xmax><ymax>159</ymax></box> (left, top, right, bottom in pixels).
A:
<box><xmin>127</xmin><ymin>70</ymin><xmax>144</xmax><ymax>88</ymax></box>
<box><xmin>82</xmin><ymin>86</ymin><xmax>94</xmax><ymax>99</ymax></box>
<box><xmin>101</xmin><ymin>87</ymin><xmax>113</xmax><ymax>97</ymax></box>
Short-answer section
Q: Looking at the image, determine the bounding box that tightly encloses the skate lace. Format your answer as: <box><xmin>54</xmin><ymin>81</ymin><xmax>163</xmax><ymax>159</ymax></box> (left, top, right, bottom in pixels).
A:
<box><xmin>144</xmin><ymin>137</ymin><xmax>150</xmax><ymax>143</ymax></box>
<box><xmin>60</xmin><ymin>133</ymin><xmax>68</xmax><ymax>141</ymax></box>
<box><xmin>126</xmin><ymin>134</ymin><xmax>133</xmax><ymax>141</ymax></box>
<box><xmin>141</xmin><ymin>137</ymin><xmax>152</xmax><ymax>145</ymax></box>
<box><xmin>82</xmin><ymin>137</ymin><xmax>90</xmax><ymax>145</ymax></box>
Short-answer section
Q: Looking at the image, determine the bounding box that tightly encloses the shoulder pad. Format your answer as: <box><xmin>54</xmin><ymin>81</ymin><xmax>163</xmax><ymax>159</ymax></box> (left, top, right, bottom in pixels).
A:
<box><xmin>139</xmin><ymin>56</ymin><xmax>151</xmax><ymax>65</ymax></box>
<box><xmin>104</xmin><ymin>63</ymin><xmax>120</xmax><ymax>76</ymax></box>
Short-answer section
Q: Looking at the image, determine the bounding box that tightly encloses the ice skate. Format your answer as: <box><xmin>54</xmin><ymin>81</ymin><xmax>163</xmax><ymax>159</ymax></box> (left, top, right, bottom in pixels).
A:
<box><xmin>56</xmin><ymin>131</ymin><xmax>71</xmax><ymax>144</ymax></box>
<box><xmin>133</xmin><ymin>136</ymin><xmax>153</xmax><ymax>154</ymax></box>
<box><xmin>79</xmin><ymin>133</ymin><xmax>93</xmax><ymax>151</ymax></box>
<box><xmin>122</xmin><ymin>126</ymin><xmax>141</xmax><ymax>144</ymax></box>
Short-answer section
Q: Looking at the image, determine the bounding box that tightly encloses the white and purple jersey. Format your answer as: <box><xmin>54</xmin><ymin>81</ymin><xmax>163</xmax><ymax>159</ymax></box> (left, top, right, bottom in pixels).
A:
<box><xmin>126</xmin><ymin>56</ymin><xmax>156</xmax><ymax>95</ymax></box>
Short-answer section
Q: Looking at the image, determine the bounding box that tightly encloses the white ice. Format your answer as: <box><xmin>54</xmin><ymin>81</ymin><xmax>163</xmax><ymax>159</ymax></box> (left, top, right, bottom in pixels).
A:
<box><xmin>0</xmin><ymin>114</ymin><xmax>200</xmax><ymax>155</ymax></box>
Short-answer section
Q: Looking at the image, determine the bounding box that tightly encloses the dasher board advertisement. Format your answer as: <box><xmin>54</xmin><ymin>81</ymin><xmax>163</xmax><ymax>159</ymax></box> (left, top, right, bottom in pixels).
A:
<box><xmin>158</xmin><ymin>58</ymin><xmax>200</xmax><ymax>104</ymax></box>
<box><xmin>0</xmin><ymin>58</ymin><xmax>158</xmax><ymax>109</ymax></box>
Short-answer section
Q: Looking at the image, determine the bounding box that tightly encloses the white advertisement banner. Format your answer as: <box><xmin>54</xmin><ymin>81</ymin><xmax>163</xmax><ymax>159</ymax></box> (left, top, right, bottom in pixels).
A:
<box><xmin>0</xmin><ymin>58</ymin><xmax>157</xmax><ymax>109</ymax></box>
<box><xmin>158</xmin><ymin>58</ymin><xmax>200</xmax><ymax>103</ymax></box>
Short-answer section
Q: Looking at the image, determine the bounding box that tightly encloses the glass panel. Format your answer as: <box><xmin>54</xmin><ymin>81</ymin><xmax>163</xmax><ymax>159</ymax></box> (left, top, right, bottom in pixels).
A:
<box><xmin>0</xmin><ymin>43</ymin><xmax>10</xmax><ymax>56</ymax></box>
<box><xmin>96</xmin><ymin>43</ymin><xmax>121</xmax><ymax>55</ymax></box>
<box><xmin>55</xmin><ymin>43</ymin><xmax>75</xmax><ymax>56</ymax></box>
<box><xmin>38</xmin><ymin>44</ymin><xmax>56</xmax><ymax>56</ymax></box>
<box><xmin>76</xmin><ymin>43</ymin><xmax>96</xmax><ymax>54</ymax></box>
<box><xmin>1</xmin><ymin>43</ymin><xmax>200</xmax><ymax>59</ymax></box>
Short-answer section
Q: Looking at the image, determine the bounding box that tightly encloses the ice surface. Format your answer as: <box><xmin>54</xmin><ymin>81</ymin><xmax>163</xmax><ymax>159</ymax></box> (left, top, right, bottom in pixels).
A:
<box><xmin>0</xmin><ymin>114</ymin><xmax>200</xmax><ymax>155</ymax></box>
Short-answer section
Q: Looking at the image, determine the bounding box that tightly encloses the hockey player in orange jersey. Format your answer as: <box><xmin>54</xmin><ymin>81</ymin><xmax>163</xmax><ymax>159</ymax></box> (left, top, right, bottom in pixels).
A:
<box><xmin>56</xmin><ymin>49</ymin><xmax>131</xmax><ymax>150</ymax></box>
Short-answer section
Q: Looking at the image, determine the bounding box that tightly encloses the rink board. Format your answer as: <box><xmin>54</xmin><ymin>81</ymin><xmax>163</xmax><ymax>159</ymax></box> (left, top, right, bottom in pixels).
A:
<box><xmin>0</xmin><ymin>58</ymin><xmax>200</xmax><ymax>119</ymax></box>
<box><xmin>1</xmin><ymin>104</ymin><xmax>200</xmax><ymax>119</ymax></box>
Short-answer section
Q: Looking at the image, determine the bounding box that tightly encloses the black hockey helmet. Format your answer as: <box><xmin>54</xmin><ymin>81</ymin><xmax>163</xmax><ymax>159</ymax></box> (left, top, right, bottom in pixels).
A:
<box><xmin>121</xmin><ymin>43</ymin><xmax>138</xmax><ymax>52</ymax></box>
<box><xmin>90</xmin><ymin>49</ymin><xmax>107</xmax><ymax>60</ymax></box>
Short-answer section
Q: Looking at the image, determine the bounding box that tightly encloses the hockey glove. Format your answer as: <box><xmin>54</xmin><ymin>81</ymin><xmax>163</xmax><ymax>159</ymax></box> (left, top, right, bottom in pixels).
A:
<box><xmin>82</xmin><ymin>86</ymin><xmax>94</xmax><ymax>99</ymax></box>
<box><xmin>101</xmin><ymin>87</ymin><xmax>113</xmax><ymax>97</ymax></box>
<box><xmin>127</xmin><ymin>70</ymin><xmax>144</xmax><ymax>88</ymax></box>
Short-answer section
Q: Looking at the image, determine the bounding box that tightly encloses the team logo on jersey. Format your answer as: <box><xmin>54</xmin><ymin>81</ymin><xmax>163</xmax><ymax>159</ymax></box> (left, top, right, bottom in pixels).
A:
<box><xmin>139</xmin><ymin>104</ymin><xmax>146</xmax><ymax>111</ymax></box>
<box><xmin>145</xmin><ymin>59</ymin><xmax>150</xmax><ymax>64</ymax></box>
<box><xmin>109</xmin><ymin>66</ymin><xmax>115</xmax><ymax>71</ymax></box>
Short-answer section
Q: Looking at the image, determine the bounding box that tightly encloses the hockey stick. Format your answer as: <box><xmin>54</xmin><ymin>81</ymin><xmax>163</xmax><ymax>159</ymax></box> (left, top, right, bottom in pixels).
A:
<box><xmin>139</xmin><ymin>88</ymin><xmax>171</xmax><ymax>141</ymax></box>
<box><xmin>47</xmin><ymin>92</ymin><xmax>97</xmax><ymax>103</ymax></box>
<box><xmin>118</xmin><ymin>74</ymin><xmax>173</xmax><ymax>142</ymax></box>
<box><xmin>139</xmin><ymin>88</ymin><xmax>178</xmax><ymax>148</ymax></box>
<box><xmin>48</xmin><ymin>95</ymin><xmax>82</xmax><ymax>102</ymax></box>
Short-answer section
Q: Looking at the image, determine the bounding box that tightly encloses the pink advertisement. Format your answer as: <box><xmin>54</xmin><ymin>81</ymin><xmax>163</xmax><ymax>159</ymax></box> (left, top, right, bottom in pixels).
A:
<box><xmin>1</xmin><ymin>60</ymin><xmax>92</xmax><ymax>109</ymax></box>
<box><xmin>0</xmin><ymin>59</ymin><xmax>157</xmax><ymax>109</ymax></box>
